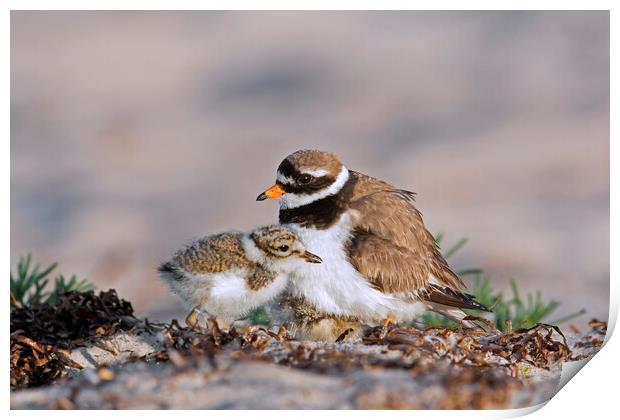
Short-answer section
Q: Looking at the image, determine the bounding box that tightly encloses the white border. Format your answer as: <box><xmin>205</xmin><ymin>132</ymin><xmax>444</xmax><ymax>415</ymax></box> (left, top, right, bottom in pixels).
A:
<box><xmin>4</xmin><ymin>3</ymin><xmax>616</xmax><ymax>420</ymax></box>
<box><xmin>2</xmin><ymin>1</ymin><xmax>617</xmax><ymax>11</ymax></box>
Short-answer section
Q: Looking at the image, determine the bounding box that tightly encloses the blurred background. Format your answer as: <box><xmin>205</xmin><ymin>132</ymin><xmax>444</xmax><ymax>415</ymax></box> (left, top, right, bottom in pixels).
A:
<box><xmin>11</xmin><ymin>11</ymin><xmax>609</xmax><ymax>325</ymax></box>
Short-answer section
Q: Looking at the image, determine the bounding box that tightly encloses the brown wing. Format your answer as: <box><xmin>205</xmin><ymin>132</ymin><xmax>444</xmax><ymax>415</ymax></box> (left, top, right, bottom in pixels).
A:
<box><xmin>347</xmin><ymin>177</ymin><xmax>466</xmax><ymax>302</ymax></box>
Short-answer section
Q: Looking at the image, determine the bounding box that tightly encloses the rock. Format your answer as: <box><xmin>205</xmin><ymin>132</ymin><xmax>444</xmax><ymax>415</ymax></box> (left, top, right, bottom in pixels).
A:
<box><xmin>67</xmin><ymin>330</ymin><xmax>165</xmax><ymax>371</ymax></box>
<box><xmin>11</xmin><ymin>357</ymin><xmax>556</xmax><ymax>409</ymax></box>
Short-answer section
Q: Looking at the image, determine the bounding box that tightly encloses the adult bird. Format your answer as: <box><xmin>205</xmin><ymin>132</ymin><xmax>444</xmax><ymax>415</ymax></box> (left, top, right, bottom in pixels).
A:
<box><xmin>257</xmin><ymin>150</ymin><xmax>490</xmax><ymax>340</ymax></box>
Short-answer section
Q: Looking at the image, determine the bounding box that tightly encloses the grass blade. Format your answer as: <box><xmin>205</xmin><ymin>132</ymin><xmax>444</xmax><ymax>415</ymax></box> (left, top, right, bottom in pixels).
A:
<box><xmin>444</xmin><ymin>238</ymin><xmax>468</xmax><ymax>259</ymax></box>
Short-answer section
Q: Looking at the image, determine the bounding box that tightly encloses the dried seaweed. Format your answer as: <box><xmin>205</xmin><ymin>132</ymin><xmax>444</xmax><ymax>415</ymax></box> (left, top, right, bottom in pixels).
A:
<box><xmin>10</xmin><ymin>289</ymin><xmax>137</xmax><ymax>389</ymax></box>
<box><xmin>10</xmin><ymin>288</ymin><xmax>607</xmax><ymax>409</ymax></box>
<box><xmin>363</xmin><ymin>322</ymin><xmax>571</xmax><ymax>371</ymax></box>
<box><xmin>146</xmin><ymin>319</ymin><xmax>572</xmax><ymax>374</ymax></box>
<box><xmin>571</xmin><ymin>319</ymin><xmax>606</xmax><ymax>356</ymax></box>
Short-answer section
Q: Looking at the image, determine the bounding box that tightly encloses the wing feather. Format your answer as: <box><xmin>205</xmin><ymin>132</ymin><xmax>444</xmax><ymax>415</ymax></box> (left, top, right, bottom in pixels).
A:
<box><xmin>347</xmin><ymin>175</ymin><xmax>465</xmax><ymax>299</ymax></box>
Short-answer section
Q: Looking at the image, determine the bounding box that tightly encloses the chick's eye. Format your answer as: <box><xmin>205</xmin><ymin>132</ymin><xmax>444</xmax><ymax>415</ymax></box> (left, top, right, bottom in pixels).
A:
<box><xmin>299</xmin><ymin>174</ymin><xmax>312</xmax><ymax>184</ymax></box>
<box><xmin>279</xmin><ymin>245</ymin><xmax>289</xmax><ymax>252</ymax></box>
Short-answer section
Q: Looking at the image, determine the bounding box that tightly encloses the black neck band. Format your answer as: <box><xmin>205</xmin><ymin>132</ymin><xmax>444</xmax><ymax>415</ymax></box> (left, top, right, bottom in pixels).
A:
<box><xmin>279</xmin><ymin>173</ymin><xmax>357</xmax><ymax>229</ymax></box>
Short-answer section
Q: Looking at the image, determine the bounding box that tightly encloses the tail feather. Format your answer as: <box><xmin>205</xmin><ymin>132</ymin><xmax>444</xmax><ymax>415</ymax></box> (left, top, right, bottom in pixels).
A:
<box><xmin>422</xmin><ymin>283</ymin><xmax>493</xmax><ymax>332</ymax></box>
<box><xmin>157</xmin><ymin>261</ymin><xmax>185</xmax><ymax>281</ymax></box>
<box><xmin>427</xmin><ymin>304</ymin><xmax>493</xmax><ymax>332</ymax></box>
<box><xmin>422</xmin><ymin>284</ymin><xmax>491</xmax><ymax>312</ymax></box>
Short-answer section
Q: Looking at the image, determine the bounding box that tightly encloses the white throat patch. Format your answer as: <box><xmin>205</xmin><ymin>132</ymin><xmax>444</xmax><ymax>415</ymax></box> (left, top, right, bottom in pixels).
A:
<box><xmin>279</xmin><ymin>166</ymin><xmax>350</xmax><ymax>209</ymax></box>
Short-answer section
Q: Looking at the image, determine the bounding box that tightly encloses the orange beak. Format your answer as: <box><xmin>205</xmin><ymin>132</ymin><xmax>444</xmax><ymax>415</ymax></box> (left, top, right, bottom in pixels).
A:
<box><xmin>256</xmin><ymin>184</ymin><xmax>285</xmax><ymax>201</ymax></box>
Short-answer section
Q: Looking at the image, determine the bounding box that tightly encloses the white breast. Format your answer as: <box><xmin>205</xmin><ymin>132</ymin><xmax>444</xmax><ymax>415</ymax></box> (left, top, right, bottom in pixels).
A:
<box><xmin>285</xmin><ymin>213</ymin><xmax>395</xmax><ymax>322</ymax></box>
<box><xmin>285</xmin><ymin>212</ymin><xmax>428</xmax><ymax>323</ymax></box>
<box><xmin>167</xmin><ymin>269</ymin><xmax>289</xmax><ymax>322</ymax></box>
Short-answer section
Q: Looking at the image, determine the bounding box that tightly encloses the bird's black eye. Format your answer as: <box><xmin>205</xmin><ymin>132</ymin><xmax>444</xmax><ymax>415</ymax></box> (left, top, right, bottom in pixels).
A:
<box><xmin>298</xmin><ymin>174</ymin><xmax>312</xmax><ymax>184</ymax></box>
<box><xmin>279</xmin><ymin>245</ymin><xmax>289</xmax><ymax>252</ymax></box>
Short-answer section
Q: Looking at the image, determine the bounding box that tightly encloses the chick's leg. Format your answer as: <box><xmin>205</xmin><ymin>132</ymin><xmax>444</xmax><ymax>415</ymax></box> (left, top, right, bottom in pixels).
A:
<box><xmin>185</xmin><ymin>306</ymin><xmax>202</xmax><ymax>329</ymax></box>
<box><xmin>380</xmin><ymin>312</ymin><xmax>397</xmax><ymax>338</ymax></box>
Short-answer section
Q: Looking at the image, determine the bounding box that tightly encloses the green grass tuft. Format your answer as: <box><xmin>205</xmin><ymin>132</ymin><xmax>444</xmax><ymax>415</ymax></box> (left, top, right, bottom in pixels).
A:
<box><xmin>10</xmin><ymin>254</ymin><xmax>94</xmax><ymax>309</ymax></box>
<box><xmin>248</xmin><ymin>306</ymin><xmax>271</xmax><ymax>326</ymax></box>
<box><xmin>425</xmin><ymin>235</ymin><xmax>586</xmax><ymax>331</ymax></box>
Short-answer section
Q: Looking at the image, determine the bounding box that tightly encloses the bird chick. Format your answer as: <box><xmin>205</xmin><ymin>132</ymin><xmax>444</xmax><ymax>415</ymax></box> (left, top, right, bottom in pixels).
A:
<box><xmin>158</xmin><ymin>225</ymin><xmax>322</xmax><ymax>325</ymax></box>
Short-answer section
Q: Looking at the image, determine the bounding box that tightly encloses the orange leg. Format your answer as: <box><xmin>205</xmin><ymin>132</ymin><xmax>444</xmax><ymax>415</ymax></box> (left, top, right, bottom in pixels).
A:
<box><xmin>383</xmin><ymin>312</ymin><xmax>397</xmax><ymax>328</ymax></box>
<box><xmin>380</xmin><ymin>312</ymin><xmax>397</xmax><ymax>338</ymax></box>
<box><xmin>185</xmin><ymin>306</ymin><xmax>201</xmax><ymax>329</ymax></box>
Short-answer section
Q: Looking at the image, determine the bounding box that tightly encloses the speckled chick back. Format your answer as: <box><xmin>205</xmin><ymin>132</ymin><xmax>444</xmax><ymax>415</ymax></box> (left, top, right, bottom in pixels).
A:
<box><xmin>172</xmin><ymin>232</ymin><xmax>254</xmax><ymax>274</ymax></box>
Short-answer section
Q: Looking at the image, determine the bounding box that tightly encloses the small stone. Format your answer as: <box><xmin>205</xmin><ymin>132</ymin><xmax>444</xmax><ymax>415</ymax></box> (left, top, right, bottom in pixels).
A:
<box><xmin>98</xmin><ymin>367</ymin><xmax>115</xmax><ymax>381</ymax></box>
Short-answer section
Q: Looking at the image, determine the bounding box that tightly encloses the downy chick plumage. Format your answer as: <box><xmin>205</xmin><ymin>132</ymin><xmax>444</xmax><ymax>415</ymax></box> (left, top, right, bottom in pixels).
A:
<box><xmin>158</xmin><ymin>225</ymin><xmax>321</xmax><ymax>322</ymax></box>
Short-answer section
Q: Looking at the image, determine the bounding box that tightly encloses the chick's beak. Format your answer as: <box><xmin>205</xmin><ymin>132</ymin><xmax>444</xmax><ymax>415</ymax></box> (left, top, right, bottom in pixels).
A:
<box><xmin>302</xmin><ymin>251</ymin><xmax>322</xmax><ymax>264</ymax></box>
<box><xmin>256</xmin><ymin>184</ymin><xmax>285</xmax><ymax>201</ymax></box>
